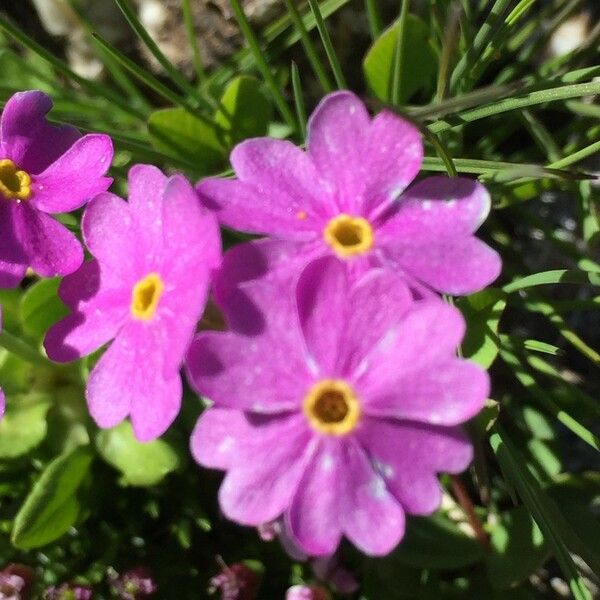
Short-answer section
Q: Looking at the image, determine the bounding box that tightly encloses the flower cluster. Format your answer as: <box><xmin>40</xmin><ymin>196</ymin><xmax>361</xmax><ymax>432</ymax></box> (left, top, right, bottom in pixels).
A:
<box><xmin>1</xmin><ymin>90</ymin><xmax>499</xmax><ymax>557</ymax></box>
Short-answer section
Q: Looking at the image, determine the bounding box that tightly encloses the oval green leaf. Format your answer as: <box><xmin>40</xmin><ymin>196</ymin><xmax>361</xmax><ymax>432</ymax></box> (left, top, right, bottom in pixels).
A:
<box><xmin>11</xmin><ymin>445</ymin><xmax>93</xmax><ymax>549</ymax></box>
<box><xmin>95</xmin><ymin>421</ymin><xmax>180</xmax><ymax>487</ymax></box>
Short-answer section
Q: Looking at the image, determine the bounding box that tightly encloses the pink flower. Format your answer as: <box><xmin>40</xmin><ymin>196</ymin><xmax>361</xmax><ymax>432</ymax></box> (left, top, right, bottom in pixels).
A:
<box><xmin>44</xmin><ymin>165</ymin><xmax>221</xmax><ymax>441</ymax></box>
<box><xmin>187</xmin><ymin>258</ymin><xmax>488</xmax><ymax>556</ymax></box>
<box><xmin>285</xmin><ymin>585</ymin><xmax>329</xmax><ymax>600</ymax></box>
<box><xmin>0</xmin><ymin>90</ymin><xmax>113</xmax><ymax>287</ymax></box>
<box><xmin>197</xmin><ymin>90</ymin><xmax>500</xmax><ymax>298</ymax></box>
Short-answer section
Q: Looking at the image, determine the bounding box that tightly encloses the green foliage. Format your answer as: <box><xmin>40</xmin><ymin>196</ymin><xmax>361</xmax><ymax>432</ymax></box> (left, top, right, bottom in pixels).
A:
<box><xmin>11</xmin><ymin>446</ymin><xmax>93</xmax><ymax>549</ymax></box>
<box><xmin>363</xmin><ymin>15</ymin><xmax>437</xmax><ymax>104</ymax></box>
<box><xmin>19</xmin><ymin>278</ymin><xmax>69</xmax><ymax>339</ymax></box>
<box><xmin>95</xmin><ymin>422</ymin><xmax>180</xmax><ymax>487</ymax></box>
<box><xmin>0</xmin><ymin>392</ymin><xmax>53</xmax><ymax>458</ymax></box>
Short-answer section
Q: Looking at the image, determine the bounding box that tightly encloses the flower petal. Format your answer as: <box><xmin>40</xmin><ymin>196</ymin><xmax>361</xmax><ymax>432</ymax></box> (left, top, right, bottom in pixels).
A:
<box><xmin>190</xmin><ymin>407</ymin><xmax>251</xmax><ymax>470</ymax></box>
<box><xmin>11</xmin><ymin>203</ymin><xmax>83</xmax><ymax>277</ymax></box>
<box><xmin>357</xmin><ymin>418</ymin><xmax>472</xmax><ymax>514</ymax></box>
<box><xmin>378</xmin><ymin>176</ymin><xmax>492</xmax><ymax>239</ymax></box>
<box><xmin>185</xmin><ymin>331</ymin><xmax>310</xmax><ymax>413</ymax></box>
<box><xmin>296</xmin><ymin>257</ymin><xmax>349</xmax><ymax>375</ymax></box>
<box><xmin>0</xmin><ymin>90</ymin><xmax>80</xmax><ymax>174</ymax></box>
<box><xmin>214</xmin><ymin>238</ymin><xmax>323</xmax><ymax>336</ymax></box>
<box><xmin>377</xmin><ymin>177</ymin><xmax>501</xmax><ymax>294</ymax></box>
<box><xmin>364</xmin><ymin>358</ymin><xmax>489</xmax><ymax>426</ymax></box>
<box><xmin>44</xmin><ymin>261</ymin><xmax>129</xmax><ymax>362</ymax></box>
<box><xmin>198</xmin><ymin>137</ymin><xmax>333</xmax><ymax>238</ymax></box>
<box><xmin>286</xmin><ymin>438</ymin><xmax>344</xmax><ymax>556</ymax></box>
<box><xmin>383</xmin><ymin>235</ymin><xmax>502</xmax><ymax>295</ymax></box>
<box><xmin>30</xmin><ymin>134</ymin><xmax>113</xmax><ymax>213</ymax></box>
<box><xmin>307</xmin><ymin>91</ymin><xmax>371</xmax><ymax>212</ymax></box>
<box><xmin>157</xmin><ymin>175</ymin><xmax>221</xmax><ymax>377</ymax></box>
<box><xmin>361</xmin><ymin>110</ymin><xmax>423</xmax><ymax>217</ymax></box>
<box><xmin>127</xmin><ymin>164</ymin><xmax>168</xmax><ymax>254</ymax></box>
<box><xmin>338</xmin><ymin>268</ymin><xmax>412</xmax><ymax>376</ymax></box>
<box><xmin>82</xmin><ymin>192</ymin><xmax>142</xmax><ymax>282</ymax></box>
<box><xmin>219</xmin><ymin>413</ymin><xmax>314</xmax><ymax>525</ymax></box>
<box><xmin>86</xmin><ymin>323</ymin><xmax>182</xmax><ymax>441</ymax></box>
<box><xmin>338</xmin><ymin>439</ymin><xmax>405</xmax><ymax>556</ymax></box>
<box><xmin>0</xmin><ymin>202</ymin><xmax>27</xmax><ymax>287</ymax></box>
<box><xmin>351</xmin><ymin>300</ymin><xmax>465</xmax><ymax>385</ymax></box>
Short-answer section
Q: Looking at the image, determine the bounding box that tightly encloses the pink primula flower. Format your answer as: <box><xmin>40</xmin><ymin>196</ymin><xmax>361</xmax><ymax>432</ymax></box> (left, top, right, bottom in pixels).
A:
<box><xmin>186</xmin><ymin>258</ymin><xmax>488</xmax><ymax>556</ymax></box>
<box><xmin>0</xmin><ymin>90</ymin><xmax>113</xmax><ymax>287</ymax></box>
<box><xmin>45</xmin><ymin>165</ymin><xmax>221</xmax><ymax>441</ymax></box>
<box><xmin>197</xmin><ymin>90</ymin><xmax>500</xmax><ymax>297</ymax></box>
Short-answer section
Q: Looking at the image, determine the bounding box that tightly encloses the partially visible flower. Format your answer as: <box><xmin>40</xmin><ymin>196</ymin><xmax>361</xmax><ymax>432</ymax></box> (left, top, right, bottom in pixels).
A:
<box><xmin>42</xmin><ymin>583</ymin><xmax>93</xmax><ymax>600</ymax></box>
<box><xmin>285</xmin><ymin>585</ymin><xmax>329</xmax><ymax>600</ymax></box>
<box><xmin>0</xmin><ymin>90</ymin><xmax>113</xmax><ymax>287</ymax></box>
<box><xmin>198</xmin><ymin>90</ymin><xmax>500</xmax><ymax>298</ymax></box>
<box><xmin>208</xmin><ymin>562</ymin><xmax>261</xmax><ymax>600</ymax></box>
<box><xmin>311</xmin><ymin>556</ymin><xmax>358</xmax><ymax>595</ymax></box>
<box><xmin>187</xmin><ymin>258</ymin><xmax>488</xmax><ymax>556</ymax></box>
<box><xmin>0</xmin><ymin>564</ymin><xmax>34</xmax><ymax>600</ymax></box>
<box><xmin>44</xmin><ymin>165</ymin><xmax>221</xmax><ymax>441</ymax></box>
<box><xmin>109</xmin><ymin>567</ymin><xmax>156</xmax><ymax>600</ymax></box>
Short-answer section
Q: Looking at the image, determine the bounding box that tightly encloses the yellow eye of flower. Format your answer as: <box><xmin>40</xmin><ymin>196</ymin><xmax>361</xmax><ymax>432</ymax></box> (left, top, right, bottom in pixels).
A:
<box><xmin>0</xmin><ymin>159</ymin><xmax>32</xmax><ymax>201</ymax></box>
<box><xmin>324</xmin><ymin>214</ymin><xmax>373</xmax><ymax>258</ymax></box>
<box><xmin>303</xmin><ymin>379</ymin><xmax>361</xmax><ymax>436</ymax></box>
<box><xmin>131</xmin><ymin>273</ymin><xmax>164</xmax><ymax>321</ymax></box>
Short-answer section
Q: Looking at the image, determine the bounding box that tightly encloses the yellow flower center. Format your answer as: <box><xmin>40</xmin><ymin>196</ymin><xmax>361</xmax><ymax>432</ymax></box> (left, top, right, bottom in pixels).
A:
<box><xmin>131</xmin><ymin>273</ymin><xmax>164</xmax><ymax>321</ymax></box>
<box><xmin>323</xmin><ymin>214</ymin><xmax>374</xmax><ymax>258</ymax></box>
<box><xmin>0</xmin><ymin>159</ymin><xmax>31</xmax><ymax>201</ymax></box>
<box><xmin>303</xmin><ymin>379</ymin><xmax>361</xmax><ymax>436</ymax></box>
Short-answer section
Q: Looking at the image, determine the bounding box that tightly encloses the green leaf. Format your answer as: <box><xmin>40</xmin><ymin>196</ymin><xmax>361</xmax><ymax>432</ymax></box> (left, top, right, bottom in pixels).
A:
<box><xmin>487</xmin><ymin>506</ymin><xmax>548</xmax><ymax>589</ymax></box>
<box><xmin>394</xmin><ymin>512</ymin><xmax>485</xmax><ymax>569</ymax></box>
<box><xmin>0</xmin><ymin>392</ymin><xmax>53</xmax><ymax>458</ymax></box>
<box><xmin>148</xmin><ymin>107</ymin><xmax>225</xmax><ymax>173</ymax></box>
<box><xmin>11</xmin><ymin>445</ymin><xmax>93</xmax><ymax>549</ymax></box>
<box><xmin>458</xmin><ymin>289</ymin><xmax>506</xmax><ymax>368</ymax></box>
<box><xmin>19</xmin><ymin>277</ymin><xmax>69</xmax><ymax>339</ymax></box>
<box><xmin>215</xmin><ymin>76</ymin><xmax>272</xmax><ymax>146</ymax></box>
<box><xmin>363</xmin><ymin>15</ymin><xmax>437</xmax><ymax>104</ymax></box>
<box><xmin>547</xmin><ymin>474</ymin><xmax>600</xmax><ymax>560</ymax></box>
<box><xmin>503</xmin><ymin>269</ymin><xmax>600</xmax><ymax>294</ymax></box>
<box><xmin>95</xmin><ymin>421</ymin><xmax>180</xmax><ymax>487</ymax></box>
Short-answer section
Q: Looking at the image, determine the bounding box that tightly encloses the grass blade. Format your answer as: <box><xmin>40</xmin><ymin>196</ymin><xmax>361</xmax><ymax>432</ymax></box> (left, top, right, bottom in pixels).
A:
<box><xmin>503</xmin><ymin>269</ymin><xmax>600</xmax><ymax>294</ymax></box>
<box><xmin>429</xmin><ymin>80</ymin><xmax>600</xmax><ymax>134</ymax></box>
<box><xmin>284</xmin><ymin>0</ymin><xmax>333</xmax><ymax>92</ymax></box>
<box><xmin>182</xmin><ymin>0</ymin><xmax>206</xmax><ymax>82</ymax></box>
<box><xmin>307</xmin><ymin>0</ymin><xmax>348</xmax><ymax>89</ymax></box>
<box><xmin>112</xmin><ymin>0</ymin><xmax>199</xmax><ymax>100</ymax></box>
<box><xmin>490</xmin><ymin>427</ymin><xmax>596</xmax><ymax>600</ymax></box>
<box><xmin>0</xmin><ymin>15</ymin><xmax>144</xmax><ymax>122</ymax></box>
<box><xmin>229</xmin><ymin>0</ymin><xmax>297</xmax><ymax>131</ymax></box>
<box><xmin>390</xmin><ymin>0</ymin><xmax>410</xmax><ymax>106</ymax></box>
<box><xmin>365</xmin><ymin>0</ymin><xmax>383</xmax><ymax>39</ymax></box>
<box><xmin>291</xmin><ymin>62</ymin><xmax>307</xmax><ymax>141</ymax></box>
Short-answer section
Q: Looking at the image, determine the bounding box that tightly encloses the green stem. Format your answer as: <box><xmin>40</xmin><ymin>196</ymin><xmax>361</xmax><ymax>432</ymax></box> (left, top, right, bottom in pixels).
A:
<box><xmin>0</xmin><ymin>331</ymin><xmax>51</xmax><ymax>367</ymax></box>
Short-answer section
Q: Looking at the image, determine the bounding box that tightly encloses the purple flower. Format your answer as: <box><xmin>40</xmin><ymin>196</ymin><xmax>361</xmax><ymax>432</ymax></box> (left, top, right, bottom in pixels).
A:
<box><xmin>0</xmin><ymin>90</ymin><xmax>113</xmax><ymax>287</ymax></box>
<box><xmin>44</xmin><ymin>165</ymin><xmax>221</xmax><ymax>441</ymax></box>
<box><xmin>109</xmin><ymin>568</ymin><xmax>156</xmax><ymax>600</ymax></box>
<box><xmin>0</xmin><ymin>564</ymin><xmax>34</xmax><ymax>600</ymax></box>
<box><xmin>42</xmin><ymin>583</ymin><xmax>93</xmax><ymax>600</ymax></box>
<box><xmin>186</xmin><ymin>258</ymin><xmax>488</xmax><ymax>556</ymax></box>
<box><xmin>197</xmin><ymin>90</ymin><xmax>500</xmax><ymax>297</ymax></box>
<box><xmin>285</xmin><ymin>585</ymin><xmax>329</xmax><ymax>600</ymax></box>
<box><xmin>208</xmin><ymin>563</ymin><xmax>261</xmax><ymax>600</ymax></box>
